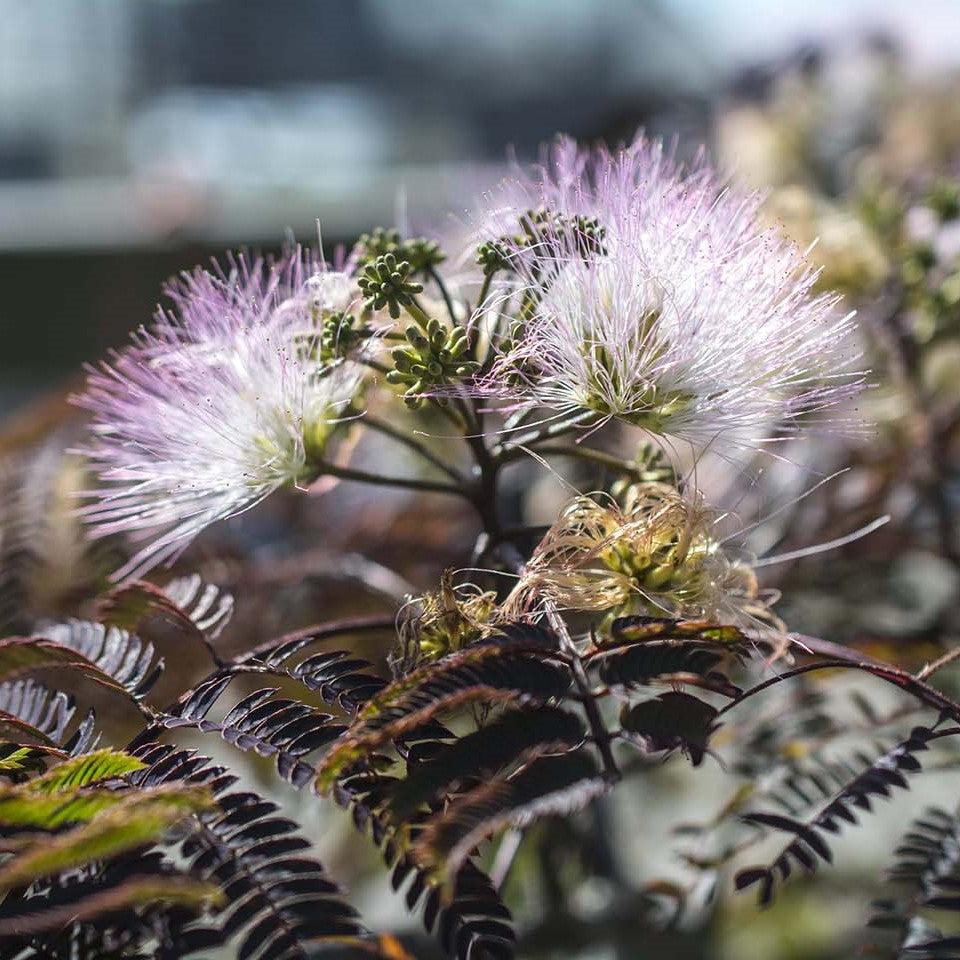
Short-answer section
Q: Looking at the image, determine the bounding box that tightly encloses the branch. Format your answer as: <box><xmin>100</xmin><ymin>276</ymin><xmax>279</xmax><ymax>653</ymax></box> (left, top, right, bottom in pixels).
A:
<box><xmin>718</xmin><ymin>658</ymin><xmax>960</xmax><ymax>724</ymax></box>
<box><xmin>916</xmin><ymin>643</ymin><xmax>960</xmax><ymax>681</ymax></box>
<box><xmin>236</xmin><ymin>614</ymin><xmax>397</xmax><ymax>666</ymax></box>
<box><xmin>427</xmin><ymin>265</ymin><xmax>460</xmax><ymax>328</ymax></box>
<box><xmin>544</xmin><ymin>604</ymin><xmax>620</xmax><ymax>783</ymax></box>
<box><xmin>312</xmin><ymin>459</ymin><xmax>470</xmax><ymax>499</ymax></box>
<box><xmin>531</xmin><ymin>443</ymin><xmax>647</xmax><ymax>479</ymax></box>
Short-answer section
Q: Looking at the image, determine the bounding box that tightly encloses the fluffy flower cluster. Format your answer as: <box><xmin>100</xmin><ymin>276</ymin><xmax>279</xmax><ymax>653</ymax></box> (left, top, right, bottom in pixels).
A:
<box><xmin>76</xmin><ymin>252</ymin><xmax>366</xmax><ymax>580</ymax></box>
<box><xmin>73</xmin><ymin>130</ymin><xmax>871</xmax><ymax>588</ymax></box>
<box><xmin>470</xmin><ymin>135</ymin><xmax>863</xmax><ymax>455</ymax></box>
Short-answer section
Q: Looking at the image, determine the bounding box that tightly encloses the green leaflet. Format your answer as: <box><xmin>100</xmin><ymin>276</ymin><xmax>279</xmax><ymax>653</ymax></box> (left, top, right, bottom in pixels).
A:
<box><xmin>0</xmin><ymin>790</ymin><xmax>127</xmax><ymax>828</ymax></box>
<box><xmin>0</xmin><ymin>746</ymin><xmax>52</xmax><ymax>774</ymax></box>
<box><xmin>26</xmin><ymin>748</ymin><xmax>147</xmax><ymax>794</ymax></box>
<box><xmin>0</xmin><ymin>780</ymin><xmax>214</xmax><ymax>830</ymax></box>
<box><xmin>0</xmin><ymin>749</ymin><xmax>153</xmax><ymax>827</ymax></box>
<box><xmin>0</xmin><ymin>788</ymin><xmax>216</xmax><ymax>890</ymax></box>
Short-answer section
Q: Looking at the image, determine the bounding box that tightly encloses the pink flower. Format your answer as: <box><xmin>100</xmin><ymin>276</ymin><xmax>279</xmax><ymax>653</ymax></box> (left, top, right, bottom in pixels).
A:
<box><xmin>75</xmin><ymin>250</ymin><xmax>365</xmax><ymax>580</ymax></box>
<box><xmin>468</xmin><ymin>135</ymin><xmax>864</xmax><ymax>456</ymax></box>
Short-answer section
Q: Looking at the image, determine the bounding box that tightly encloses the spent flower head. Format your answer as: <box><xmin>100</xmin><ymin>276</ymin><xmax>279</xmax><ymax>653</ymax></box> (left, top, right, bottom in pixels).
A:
<box><xmin>76</xmin><ymin>250</ymin><xmax>367</xmax><ymax>580</ymax></box>
<box><xmin>393</xmin><ymin>571</ymin><xmax>501</xmax><ymax>675</ymax></box>
<box><xmin>506</xmin><ymin>487</ymin><xmax>778</xmax><ymax>631</ymax></box>
<box><xmin>468</xmin><ymin>134</ymin><xmax>864</xmax><ymax>457</ymax></box>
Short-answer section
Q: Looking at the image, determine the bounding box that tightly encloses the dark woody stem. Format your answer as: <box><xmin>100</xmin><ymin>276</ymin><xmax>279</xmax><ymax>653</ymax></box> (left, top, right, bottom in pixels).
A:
<box><xmin>544</xmin><ymin>602</ymin><xmax>621</xmax><ymax>783</ymax></box>
<box><xmin>462</xmin><ymin>403</ymin><xmax>507</xmax><ymax>542</ymax></box>
<box><xmin>461</xmin><ymin>412</ymin><xmax>622</xmax><ymax>782</ymax></box>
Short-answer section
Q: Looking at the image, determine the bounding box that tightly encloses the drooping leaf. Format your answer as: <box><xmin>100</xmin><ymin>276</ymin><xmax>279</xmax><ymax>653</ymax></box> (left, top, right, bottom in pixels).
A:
<box><xmin>402</xmin><ymin>858</ymin><xmax>515</xmax><ymax>960</ymax></box>
<box><xmin>385</xmin><ymin>706</ymin><xmax>587</xmax><ymax>821</ymax></box>
<box><xmin>98</xmin><ymin>575</ymin><xmax>234</xmax><ymax>650</ymax></box>
<box><xmin>0</xmin><ymin>873</ymin><xmax>222</xmax><ymax>937</ymax></box>
<box><xmin>244</xmin><ymin>639</ymin><xmax>386</xmax><ymax>714</ymax></box>
<box><xmin>414</xmin><ymin>750</ymin><xmax>608</xmax><ymax>884</ymax></box>
<box><xmin>130</xmin><ymin>742</ymin><xmax>365</xmax><ymax>959</ymax></box>
<box><xmin>0</xmin><ymin>625</ymin><xmax>161</xmax><ymax>703</ymax></box>
<box><xmin>587</xmin><ymin>616</ymin><xmax>749</xmax><ymax>698</ymax></box>
<box><xmin>0</xmin><ymin>678</ymin><xmax>76</xmax><ymax>746</ymax></box>
<box><xmin>357</xmin><ymin>624</ymin><xmax>565</xmax><ymax>722</ymax></box>
<box><xmin>335</xmin><ymin>759</ymin><xmax>515</xmax><ymax>960</ymax></box>
<box><xmin>319</xmin><ymin>687</ymin><xmax>523</xmax><ymax>792</ymax></box>
<box><xmin>619</xmin><ymin>692</ymin><xmax>720</xmax><ymax>766</ymax></box>
<box><xmin>145</xmin><ymin>678</ymin><xmax>346</xmax><ymax>790</ymax></box>
<box><xmin>161</xmin><ymin>574</ymin><xmax>236</xmax><ymax>639</ymax></box>
<box><xmin>0</xmin><ymin>677</ymin><xmax>98</xmax><ymax>759</ymax></box>
<box><xmin>38</xmin><ymin>619</ymin><xmax>163</xmax><ymax>700</ymax></box>
<box><xmin>0</xmin><ymin>846</ymin><xmax>217</xmax><ymax>955</ymax></box>
<box><xmin>318</xmin><ymin>630</ymin><xmax>572</xmax><ymax>791</ymax></box>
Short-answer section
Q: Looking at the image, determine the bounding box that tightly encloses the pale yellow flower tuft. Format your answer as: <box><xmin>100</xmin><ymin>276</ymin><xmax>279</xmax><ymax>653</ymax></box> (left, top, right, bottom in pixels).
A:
<box><xmin>507</xmin><ymin>486</ymin><xmax>780</xmax><ymax>631</ymax></box>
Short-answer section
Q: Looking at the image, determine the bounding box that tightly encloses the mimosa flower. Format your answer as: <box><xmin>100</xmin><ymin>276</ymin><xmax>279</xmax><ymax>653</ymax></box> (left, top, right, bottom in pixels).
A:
<box><xmin>76</xmin><ymin>251</ymin><xmax>365</xmax><ymax>580</ymax></box>
<box><xmin>469</xmin><ymin>135</ymin><xmax>864</xmax><ymax>456</ymax></box>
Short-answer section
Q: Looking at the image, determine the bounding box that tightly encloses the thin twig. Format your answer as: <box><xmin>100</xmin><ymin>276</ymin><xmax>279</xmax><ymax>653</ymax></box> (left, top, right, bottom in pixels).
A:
<box><xmin>531</xmin><ymin>443</ymin><xmax>645</xmax><ymax>478</ymax></box>
<box><xmin>493</xmin><ymin>412</ymin><xmax>599</xmax><ymax>463</ymax></box>
<box><xmin>361</xmin><ymin>413</ymin><xmax>466</xmax><ymax>484</ymax></box>
<box><xmin>313</xmin><ymin>459</ymin><xmax>470</xmax><ymax>499</ymax></box>
<box><xmin>917</xmin><ymin>642</ymin><xmax>960</xmax><ymax>681</ymax></box>
<box><xmin>235</xmin><ymin>614</ymin><xmax>397</xmax><ymax>665</ymax></box>
<box><xmin>789</xmin><ymin>633</ymin><xmax>887</xmax><ymax>667</ymax></box>
<box><xmin>717</xmin><ymin>657</ymin><xmax>960</xmax><ymax>724</ymax></box>
<box><xmin>427</xmin><ymin>265</ymin><xmax>460</xmax><ymax>327</ymax></box>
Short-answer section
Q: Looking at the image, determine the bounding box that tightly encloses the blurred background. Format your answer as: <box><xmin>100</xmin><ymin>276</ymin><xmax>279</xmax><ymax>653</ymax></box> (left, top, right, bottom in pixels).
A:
<box><xmin>7</xmin><ymin>3</ymin><xmax>960</xmax><ymax>959</ymax></box>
